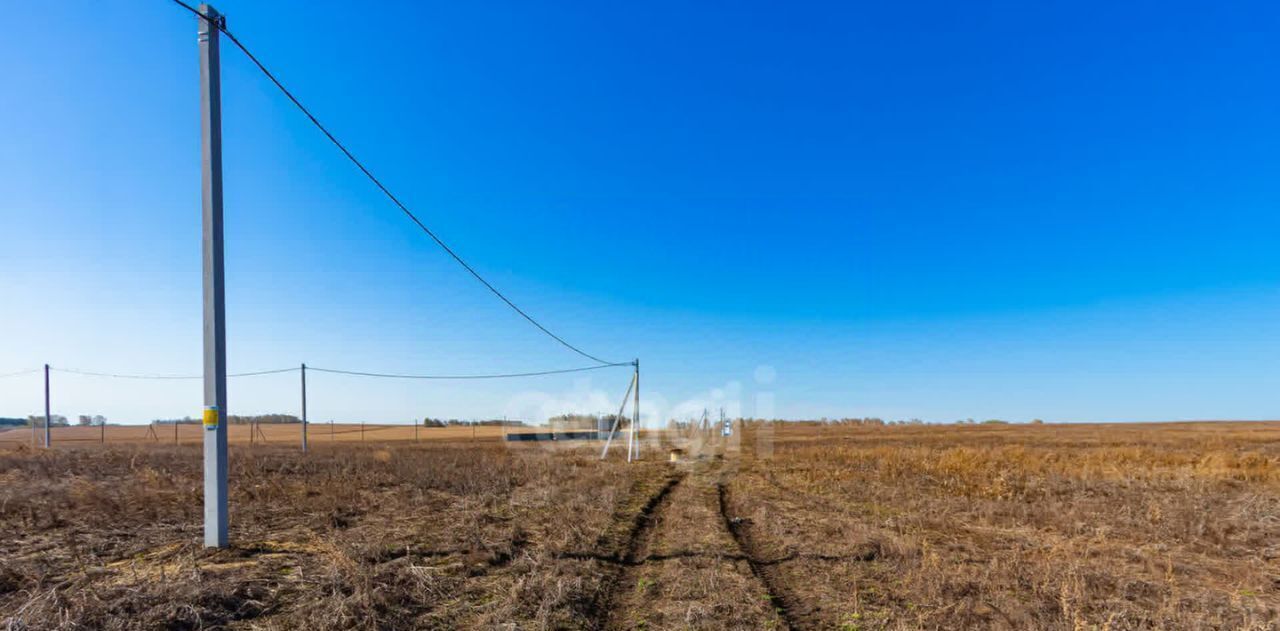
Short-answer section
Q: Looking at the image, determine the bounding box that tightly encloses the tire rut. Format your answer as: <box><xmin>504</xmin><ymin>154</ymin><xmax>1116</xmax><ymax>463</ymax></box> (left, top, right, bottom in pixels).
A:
<box><xmin>717</xmin><ymin>480</ymin><xmax>804</xmax><ymax>631</ymax></box>
<box><xmin>587</xmin><ymin>471</ymin><xmax>685</xmax><ymax>630</ymax></box>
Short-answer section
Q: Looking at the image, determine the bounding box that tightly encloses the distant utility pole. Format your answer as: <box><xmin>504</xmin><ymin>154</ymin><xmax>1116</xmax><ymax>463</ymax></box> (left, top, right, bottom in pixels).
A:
<box><xmin>630</xmin><ymin>359</ymin><xmax>640</xmax><ymax>461</ymax></box>
<box><xmin>300</xmin><ymin>363</ymin><xmax>308</xmax><ymax>453</ymax></box>
<box><xmin>43</xmin><ymin>364</ymin><xmax>51</xmax><ymax>449</ymax></box>
<box><xmin>198</xmin><ymin>3</ymin><xmax>230</xmax><ymax>549</ymax></box>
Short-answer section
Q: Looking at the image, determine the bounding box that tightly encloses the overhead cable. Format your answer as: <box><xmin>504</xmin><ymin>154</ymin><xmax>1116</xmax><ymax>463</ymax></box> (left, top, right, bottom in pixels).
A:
<box><xmin>169</xmin><ymin>0</ymin><xmax>620</xmax><ymax>366</ymax></box>
<box><xmin>308</xmin><ymin>362</ymin><xmax>632</xmax><ymax>380</ymax></box>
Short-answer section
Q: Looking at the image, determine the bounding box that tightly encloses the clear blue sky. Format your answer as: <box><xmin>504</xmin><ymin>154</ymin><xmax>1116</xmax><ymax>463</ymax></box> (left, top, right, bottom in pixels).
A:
<box><xmin>2</xmin><ymin>1</ymin><xmax>1278</xmax><ymax>425</ymax></box>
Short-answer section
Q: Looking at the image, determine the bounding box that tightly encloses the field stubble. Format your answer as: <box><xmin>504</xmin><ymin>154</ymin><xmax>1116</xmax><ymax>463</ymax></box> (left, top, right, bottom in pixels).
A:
<box><xmin>1</xmin><ymin>421</ymin><xmax>1279</xmax><ymax>629</ymax></box>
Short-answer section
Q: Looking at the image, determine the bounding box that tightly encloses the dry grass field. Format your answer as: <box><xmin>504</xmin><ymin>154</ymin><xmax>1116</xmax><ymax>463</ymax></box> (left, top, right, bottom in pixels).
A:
<box><xmin>0</xmin><ymin>423</ymin><xmax>523</xmax><ymax>447</ymax></box>
<box><xmin>2</xmin><ymin>421</ymin><xmax>1279</xmax><ymax>629</ymax></box>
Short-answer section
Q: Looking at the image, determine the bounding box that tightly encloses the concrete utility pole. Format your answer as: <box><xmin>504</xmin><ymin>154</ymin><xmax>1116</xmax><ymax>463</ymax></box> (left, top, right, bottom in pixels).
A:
<box><xmin>300</xmin><ymin>363</ymin><xmax>308</xmax><ymax>453</ymax></box>
<box><xmin>199</xmin><ymin>3</ymin><xmax>230</xmax><ymax>548</ymax></box>
<box><xmin>600</xmin><ymin>371</ymin><xmax>635</xmax><ymax>460</ymax></box>
<box><xmin>630</xmin><ymin>359</ymin><xmax>640</xmax><ymax>461</ymax></box>
<box><xmin>625</xmin><ymin>397</ymin><xmax>633</xmax><ymax>462</ymax></box>
<box><xmin>43</xmin><ymin>364</ymin><xmax>51</xmax><ymax>448</ymax></box>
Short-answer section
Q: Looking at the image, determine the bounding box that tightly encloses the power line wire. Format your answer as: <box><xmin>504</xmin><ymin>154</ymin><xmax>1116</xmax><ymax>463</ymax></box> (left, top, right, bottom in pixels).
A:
<box><xmin>46</xmin><ymin>362</ymin><xmax>630</xmax><ymax>381</ymax></box>
<box><xmin>169</xmin><ymin>0</ymin><xmax>620</xmax><ymax>366</ymax></box>
<box><xmin>0</xmin><ymin>368</ymin><xmax>40</xmax><ymax>379</ymax></box>
<box><xmin>308</xmin><ymin>363</ymin><xmax>631</xmax><ymax>380</ymax></box>
<box><xmin>230</xmin><ymin>367</ymin><xmax>303</xmax><ymax>377</ymax></box>
<box><xmin>51</xmin><ymin>366</ymin><xmax>299</xmax><ymax>380</ymax></box>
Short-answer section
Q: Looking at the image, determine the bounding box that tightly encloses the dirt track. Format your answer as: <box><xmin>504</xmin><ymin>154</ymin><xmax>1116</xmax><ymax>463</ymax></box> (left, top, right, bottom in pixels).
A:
<box><xmin>5</xmin><ymin>422</ymin><xmax>1280</xmax><ymax>629</ymax></box>
<box><xmin>583</xmin><ymin>455</ymin><xmax>789</xmax><ymax>631</ymax></box>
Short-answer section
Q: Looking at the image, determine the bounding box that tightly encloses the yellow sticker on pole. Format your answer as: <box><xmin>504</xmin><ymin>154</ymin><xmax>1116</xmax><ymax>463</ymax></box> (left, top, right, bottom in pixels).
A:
<box><xmin>203</xmin><ymin>406</ymin><xmax>219</xmax><ymax>431</ymax></box>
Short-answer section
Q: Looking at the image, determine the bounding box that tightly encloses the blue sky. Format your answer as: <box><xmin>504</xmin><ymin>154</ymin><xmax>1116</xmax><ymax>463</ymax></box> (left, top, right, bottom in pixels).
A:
<box><xmin>1</xmin><ymin>0</ymin><xmax>1278</xmax><ymax>424</ymax></box>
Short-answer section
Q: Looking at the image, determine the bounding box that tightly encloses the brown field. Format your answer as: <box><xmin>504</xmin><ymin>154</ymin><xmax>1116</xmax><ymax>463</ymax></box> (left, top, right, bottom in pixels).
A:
<box><xmin>3</xmin><ymin>421</ymin><xmax>1280</xmax><ymax>629</ymax></box>
<box><xmin>0</xmin><ymin>423</ymin><xmax>529</xmax><ymax>447</ymax></box>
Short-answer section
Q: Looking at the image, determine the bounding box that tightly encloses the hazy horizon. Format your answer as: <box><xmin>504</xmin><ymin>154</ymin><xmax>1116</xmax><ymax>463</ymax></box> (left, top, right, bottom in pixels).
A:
<box><xmin>3</xmin><ymin>1</ymin><xmax>1278</xmax><ymax>425</ymax></box>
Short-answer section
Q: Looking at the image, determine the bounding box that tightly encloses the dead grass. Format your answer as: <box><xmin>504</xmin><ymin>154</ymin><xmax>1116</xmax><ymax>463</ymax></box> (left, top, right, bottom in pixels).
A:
<box><xmin>0</xmin><ymin>423</ymin><xmax>522</xmax><ymax>447</ymax></box>
<box><xmin>0</xmin><ymin>441</ymin><xmax>666</xmax><ymax>629</ymax></box>
<box><xmin>725</xmin><ymin>421</ymin><xmax>1280</xmax><ymax>630</ymax></box>
<box><xmin>3</xmin><ymin>421</ymin><xmax>1279</xmax><ymax>629</ymax></box>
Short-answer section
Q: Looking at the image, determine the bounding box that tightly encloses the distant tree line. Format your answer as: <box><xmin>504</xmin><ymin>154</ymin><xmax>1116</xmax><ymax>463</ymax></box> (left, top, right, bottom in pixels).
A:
<box><xmin>0</xmin><ymin>415</ymin><xmax>71</xmax><ymax>427</ymax></box>
<box><xmin>2</xmin><ymin>414</ymin><xmax>109</xmax><ymax>427</ymax></box>
<box><xmin>152</xmin><ymin>414</ymin><xmax>301</xmax><ymax>425</ymax></box>
<box><xmin>24</xmin><ymin>414</ymin><xmax>69</xmax><ymax>427</ymax></box>
<box><xmin>230</xmin><ymin>414</ymin><xmax>301</xmax><ymax>425</ymax></box>
<box><xmin>729</xmin><ymin>417</ymin><xmax>1040</xmax><ymax>426</ymax></box>
<box><xmin>421</xmin><ymin>418</ymin><xmax>526</xmax><ymax>428</ymax></box>
<box><xmin>547</xmin><ymin>413</ymin><xmax>626</xmax><ymax>430</ymax></box>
